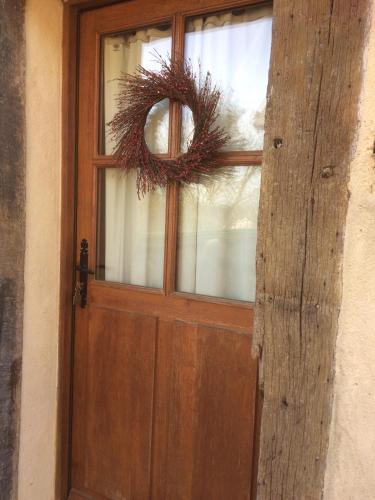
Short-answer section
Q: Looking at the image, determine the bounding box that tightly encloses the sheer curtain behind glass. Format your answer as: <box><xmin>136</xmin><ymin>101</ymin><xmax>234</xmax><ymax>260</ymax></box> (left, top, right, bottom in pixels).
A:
<box><xmin>177</xmin><ymin>6</ymin><xmax>272</xmax><ymax>301</ymax></box>
<box><xmin>102</xmin><ymin>27</ymin><xmax>172</xmax><ymax>155</ymax></box>
<box><xmin>99</xmin><ymin>7</ymin><xmax>272</xmax><ymax>297</ymax></box>
<box><xmin>99</xmin><ymin>169</ymin><xmax>166</xmax><ymax>287</ymax></box>
<box><xmin>181</xmin><ymin>6</ymin><xmax>273</xmax><ymax>152</ymax></box>
<box><xmin>177</xmin><ymin>167</ymin><xmax>261</xmax><ymax>301</ymax></box>
<box><xmin>98</xmin><ymin>27</ymin><xmax>171</xmax><ymax>287</ymax></box>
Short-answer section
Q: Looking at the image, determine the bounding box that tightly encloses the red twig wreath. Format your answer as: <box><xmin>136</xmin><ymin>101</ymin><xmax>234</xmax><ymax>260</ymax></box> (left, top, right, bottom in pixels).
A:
<box><xmin>110</xmin><ymin>57</ymin><xmax>229</xmax><ymax>196</ymax></box>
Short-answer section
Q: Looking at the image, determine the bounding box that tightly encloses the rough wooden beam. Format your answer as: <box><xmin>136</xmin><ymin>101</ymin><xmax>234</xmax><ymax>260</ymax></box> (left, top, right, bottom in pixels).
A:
<box><xmin>253</xmin><ymin>1</ymin><xmax>371</xmax><ymax>498</ymax></box>
<box><xmin>0</xmin><ymin>1</ymin><xmax>25</xmax><ymax>498</ymax></box>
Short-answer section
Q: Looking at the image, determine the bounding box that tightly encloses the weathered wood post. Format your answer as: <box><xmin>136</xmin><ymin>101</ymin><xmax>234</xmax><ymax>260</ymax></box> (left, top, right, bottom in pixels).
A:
<box><xmin>254</xmin><ymin>1</ymin><xmax>372</xmax><ymax>498</ymax></box>
<box><xmin>0</xmin><ymin>1</ymin><xmax>26</xmax><ymax>498</ymax></box>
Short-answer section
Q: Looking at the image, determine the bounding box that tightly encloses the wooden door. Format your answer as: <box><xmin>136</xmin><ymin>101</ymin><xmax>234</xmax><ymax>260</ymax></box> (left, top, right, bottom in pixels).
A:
<box><xmin>70</xmin><ymin>1</ymin><xmax>272</xmax><ymax>499</ymax></box>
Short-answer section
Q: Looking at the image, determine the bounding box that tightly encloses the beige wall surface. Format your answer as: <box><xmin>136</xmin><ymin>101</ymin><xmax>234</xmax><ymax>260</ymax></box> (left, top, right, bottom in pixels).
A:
<box><xmin>18</xmin><ymin>0</ymin><xmax>63</xmax><ymax>499</ymax></box>
<box><xmin>324</xmin><ymin>3</ymin><xmax>375</xmax><ymax>500</ymax></box>
<box><xmin>18</xmin><ymin>1</ymin><xmax>375</xmax><ymax>499</ymax></box>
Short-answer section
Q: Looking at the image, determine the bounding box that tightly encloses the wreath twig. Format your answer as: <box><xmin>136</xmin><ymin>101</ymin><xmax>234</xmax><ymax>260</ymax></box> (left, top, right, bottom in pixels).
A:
<box><xmin>110</xmin><ymin>56</ymin><xmax>229</xmax><ymax>196</ymax></box>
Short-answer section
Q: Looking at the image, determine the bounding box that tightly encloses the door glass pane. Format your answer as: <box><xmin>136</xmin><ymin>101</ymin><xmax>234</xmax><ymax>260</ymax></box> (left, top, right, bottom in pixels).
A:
<box><xmin>177</xmin><ymin>166</ymin><xmax>261</xmax><ymax>302</ymax></box>
<box><xmin>182</xmin><ymin>5</ymin><xmax>272</xmax><ymax>152</ymax></box>
<box><xmin>97</xmin><ymin>169</ymin><xmax>166</xmax><ymax>288</ymax></box>
<box><xmin>101</xmin><ymin>24</ymin><xmax>172</xmax><ymax>155</ymax></box>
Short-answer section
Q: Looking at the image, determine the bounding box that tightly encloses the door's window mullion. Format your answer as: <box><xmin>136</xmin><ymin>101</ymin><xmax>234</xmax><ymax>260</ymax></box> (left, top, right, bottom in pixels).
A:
<box><xmin>164</xmin><ymin>13</ymin><xmax>185</xmax><ymax>295</ymax></box>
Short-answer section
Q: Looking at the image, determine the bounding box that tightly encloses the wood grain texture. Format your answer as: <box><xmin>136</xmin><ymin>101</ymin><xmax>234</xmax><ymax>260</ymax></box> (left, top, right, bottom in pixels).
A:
<box><xmin>151</xmin><ymin>320</ymin><xmax>257</xmax><ymax>500</ymax></box>
<box><xmin>64</xmin><ymin>1</ymin><xmax>268</xmax><ymax>498</ymax></box>
<box><xmin>88</xmin><ymin>0</ymin><xmax>267</xmax><ymax>34</ymax></box>
<box><xmin>92</xmin><ymin>151</ymin><xmax>263</xmax><ymax>167</ymax></box>
<box><xmin>63</xmin><ymin>0</ymin><xmax>126</xmax><ymax>7</ymax></box>
<box><xmin>57</xmin><ymin>5</ymin><xmax>80</xmax><ymax>499</ymax></box>
<box><xmin>253</xmin><ymin>1</ymin><xmax>371</xmax><ymax>498</ymax></box>
<box><xmin>71</xmin><ymin>307</ymin><xmax>157</xmax><ymax>499</ymax></box>
<box><xmin>0</xmin><ymin>1</ymin><xmax>25</xmax><ymax>498</ymax></box>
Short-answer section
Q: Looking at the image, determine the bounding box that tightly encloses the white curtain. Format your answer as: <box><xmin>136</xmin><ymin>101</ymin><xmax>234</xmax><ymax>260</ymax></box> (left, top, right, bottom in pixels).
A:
<box><xmin>103</xmin><ymin>27</ymin><xmax>172</xmax><ymax>155</ymax></box>
<box><xmin>101</xmin><ymin>6</ymin><xmax>272</xmax><ymax>300</ymax></box>
<box><xmin>102</xmin><ymin>27</ymin><xmax>171</xmax><ymax>287</ymax></box>
<box><xmin>177</xmin><ymin>167</ymin><xmax>261</xmax><ymax>301</ymax></box>
<box><xmin>102</xmin><ymin>169</ymin><xmax>166</xmax><ymax>288</ymax></box>
<box><xmin>182</xmin><ymin>5</ymin><xmax>273</xmax><ymax>151</ymax></box>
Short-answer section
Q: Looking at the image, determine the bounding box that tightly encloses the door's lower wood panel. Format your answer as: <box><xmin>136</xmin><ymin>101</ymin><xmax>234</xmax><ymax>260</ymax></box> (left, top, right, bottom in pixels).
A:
<box><xmin>71</xmin><ymin>306</ymin><xmax>157</xmax><ymax>500</ymax></box>
<box><xmin>151</xmin><ymin>320</ymin><xmax>257</xmax><ymax>500</ymax></box>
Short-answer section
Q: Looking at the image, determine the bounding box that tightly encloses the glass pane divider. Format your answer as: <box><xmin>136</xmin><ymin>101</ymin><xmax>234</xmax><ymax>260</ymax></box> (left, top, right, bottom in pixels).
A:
<box><xmin>172</xmin><ymin>12</ymin><xmax>185</xmax><ymax>62</ymax></box>
<box><xmin>92</xmin><ymin>154</ymin><xmax>172</xmax><ymax>167</ymax></box>
<box><xmin>216</xmin><ymin>151</ymin><xmax>263</xmax><ymax>166</ymax></box>
<box><xmin>91</xmin><ymin>152</ymin><xmax>264</xmax><ymax>167</ymax></box>
<box><xmin>163</xmin><ymin>13</ymin><xmax>185</xmax><ymax>295</ymax></box>
<box><xmin>170</xmin><ymin>290</ymin><xmax>254</xmax><ymax>309</ymax></box>
<box><xmin>163</xmin><ymin>182</ymin><xmax>179</xmax><ymax>295</ymax></box>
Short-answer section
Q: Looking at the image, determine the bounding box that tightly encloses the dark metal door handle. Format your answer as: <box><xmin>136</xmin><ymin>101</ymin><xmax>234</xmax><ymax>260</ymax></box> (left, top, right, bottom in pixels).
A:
<box><xmin>75</xmin><ymin>239</ymin><xmax>94</xmax><ymax>308</ymax></box>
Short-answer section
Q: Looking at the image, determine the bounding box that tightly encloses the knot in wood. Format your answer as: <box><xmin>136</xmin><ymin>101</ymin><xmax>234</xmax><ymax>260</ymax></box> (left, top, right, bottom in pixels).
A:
<box><xmin>321</xmin><ymin>166</ymin><xmax>334</xmax><ymax>178</ymax></box>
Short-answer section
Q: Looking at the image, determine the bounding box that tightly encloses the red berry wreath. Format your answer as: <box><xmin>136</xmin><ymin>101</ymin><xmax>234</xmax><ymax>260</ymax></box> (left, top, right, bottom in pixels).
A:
<box><xmin>110</xmin><ymin>57</ymin><xmax>229</xmax><ymax>196</ymax></box>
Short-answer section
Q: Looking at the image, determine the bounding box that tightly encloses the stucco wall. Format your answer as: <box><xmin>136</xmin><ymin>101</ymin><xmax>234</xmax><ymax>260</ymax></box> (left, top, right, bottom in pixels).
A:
<box><xmin>17</xmin><ymin>1</ymin><xmax>375</xmax><ymax>499</ymax></box>
<box><xmin>324</xmin><ymin>3</ymin><xmax>375</xmax><ymax>499</ymax></box>
<box><xmin>18</xmin><ymin>0</ymin><xmax>62</xmax><ymax>499</ymax></box>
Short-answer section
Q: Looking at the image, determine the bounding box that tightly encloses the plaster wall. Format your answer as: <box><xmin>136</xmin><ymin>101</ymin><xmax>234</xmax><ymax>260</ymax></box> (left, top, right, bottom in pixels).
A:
<box><xmin>16</xmin><ymin>1</ymin><xmax>375</xmax><ymax>499</ymax></box>
<box><xmin>324</xmin><ymin>3</ymin><xmax>375</xmax><ymax>499</ymax></box>
<box><xmin>18</xmin><ymin>0</ymin><xmax>63</xmax><ymax>499</ymax></box>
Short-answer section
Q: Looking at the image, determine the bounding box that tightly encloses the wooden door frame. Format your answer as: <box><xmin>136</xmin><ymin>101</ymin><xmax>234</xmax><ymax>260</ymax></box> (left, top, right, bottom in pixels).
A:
<box><xmin>57</xmin><ymin>3</ymin><xmax>127</xmax><ymax>499</ymax></box>
<box><xmin>57</xmin><ymin>1</ymin><xmax>264</xmax><ymax>498</ymax></box>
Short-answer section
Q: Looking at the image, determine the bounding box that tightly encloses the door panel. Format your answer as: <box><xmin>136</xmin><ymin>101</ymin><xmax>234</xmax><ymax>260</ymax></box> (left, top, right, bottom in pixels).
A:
<box><xmin>72</xmin><ymin>308</ymin><xmax>157</xmax><ymax>498</ymax></box>
<box><xmin>152</xmin><ymin>320</ymin><xmax>257</xmax><ymax>500</ymax></box>
<box><xmin>89</xmin><ymin>281</ymin><xmax>253</xmax><ymax>332</ymax></box>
